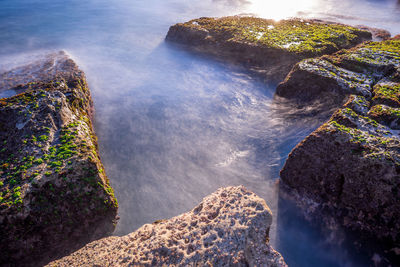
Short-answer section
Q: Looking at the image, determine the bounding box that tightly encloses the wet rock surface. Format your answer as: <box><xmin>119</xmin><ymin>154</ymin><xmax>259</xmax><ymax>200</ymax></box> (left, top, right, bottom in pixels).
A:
<box><xmin>279</xmin><ymin>39</ymin><xmax>400</xmax><ymax>260</ymax></box>
<box><xmin>0</xmin><ymin>51</ymin><xmax>118</xmax><ymax>266</ymax></box>
<box><xmin>47</xmin><ymin>186</ymin><xmax>287</xmax><ymax>267</ymax></box>
<box><xmin>276</xmin><ymin>39</ymin><xmax>400</xmax><ymax>102</ymax></box>
<box><xmin>166</xmin><ymin>16</ymin><xmax>374</xmax><ymax>82</ymax></box>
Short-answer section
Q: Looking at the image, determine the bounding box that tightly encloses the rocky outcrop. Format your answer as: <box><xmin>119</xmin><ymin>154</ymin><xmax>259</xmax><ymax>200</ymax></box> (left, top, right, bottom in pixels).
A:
<box><xmin>47</xmin><ymin>186</ymin><xmax>287</xmax><ymax>267</ymax></box>
<box><xmin>279</xmin><ymin>39</ymin><xmax>400</xmax><ymax>258</ymax></box>
<box><xmin>0</xmin><ymin>51</ymin><xmax>118</xmax><ymax>266</ymax></box>
<box><xmin>276</xmin><ymin>39</ymin><xmax>400</xmax><ymax>103</ymax></box>
<box><xmin>166</xmin><ymin>16</ymin><xmax>375</xmax><ymax>82</ymax></box>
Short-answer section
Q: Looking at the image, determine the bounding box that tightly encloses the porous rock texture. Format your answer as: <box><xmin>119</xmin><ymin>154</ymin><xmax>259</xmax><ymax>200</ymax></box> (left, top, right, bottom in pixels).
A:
<box><xmin>0</xmin><ymin>51</ymin><xmax>118</xmax><ymax>266</ymax></box>
<box><xmin>279</xmin><ymin>39</ymin><xmax>400</xmax><ymax>258</ymax></box>
<box><xmin>47</xmin><ymin>186</ymin><xmax>287</xmax><ymax>267</ymax></box>
<box><xmin>166</xmin><ymin>16</ymin><xmax>377</xmax><ymax>82</ymax></box>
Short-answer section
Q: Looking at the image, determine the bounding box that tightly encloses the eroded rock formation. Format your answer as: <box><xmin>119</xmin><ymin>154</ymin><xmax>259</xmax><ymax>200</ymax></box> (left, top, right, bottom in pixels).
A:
<box><xmin>47</xmin><ymin>186</ymin><xmax>287</xmax><ymax>267</ymax></box>
<box><xmin>0</xmin><ymin>51</ymin><xmax>118</xmax><ymax>266</ymax></box>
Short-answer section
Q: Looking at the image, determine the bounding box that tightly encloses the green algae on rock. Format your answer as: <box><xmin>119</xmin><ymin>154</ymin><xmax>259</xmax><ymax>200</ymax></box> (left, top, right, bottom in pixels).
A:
<box><xmin>368</xmin><ymin>104</ymin><xmax>400</xmax><ymax>129</ymax></box>
<box><xmin>276</xmin><ymin>57</ymin><xmax>374</xmax><ymax>104</ymax></box>
<box><xmin>372</xmin><ymin>80</ymin><xmax>400</xmax><ymax>107</ymax></box>
<box><xmin>281</xmin><ymin>104</ymin><xmax>400</xmax><ymax>255</ymax></box>
<box><xmin>278</xmin><ymin>38</ymin><xmax>400</xmax><ymax>260</ymax></box>
<box><xmin>276</xmin><ymin>39</ymin><xmax>400</xmax><ymax>104</ymax></box>
<box><xmin>0</xmin><ymin>51</ymin><xmax>118</xmax><ymax>266</ymax></box>
<box><xmin>166</xmin><ymin>16</ymin><xmax>373</xmax><ymax>82</ymax></box>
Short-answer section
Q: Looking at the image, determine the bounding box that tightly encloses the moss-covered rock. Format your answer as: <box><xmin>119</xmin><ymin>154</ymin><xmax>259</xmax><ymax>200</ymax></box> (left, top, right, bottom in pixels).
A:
<box><xmin>276</xmin><ymin>39</ymin><xmax>400</xmax><ymax>103</ymax></box>
<box><xmin>329</xmin><ymin>40</ymin><xmax>400</xmax><ymax>75</ymax></box>
<box><xmin>281</xmin><ymin>107</ymin><xmax>400</xmax><ymax>245</ymax></box>
<box><xmin>166</xmin><ymin>16</ymin><xmax>373</xmax><ymax>82</ymax></box>
<box><xmin>343</xmin><ymin>94</ymin><xmax>370</xmax><ymax>115</ymax></box>
<box><xmin>368</xmin><ymin>104</ymin><xmax>400</xmax><ymax>129</ymax></box>
<box><xmin>279</xmin><ymin>39</ymin><xmax>400</xmax><ymax>261</ymax></box>
<box><xmin>372</xmin><ymin>80</ymin><xmax>400</xmax><ymax>107</ymax></box>
<box><xmin>276</xmin><ymin>57</ymin><xmax>374</xmax><ymax>104</ymax></box>
<box><xmin>0</xmin><ymin>51</ymin><xmax>118</xmax><ymax>266</ymax></box>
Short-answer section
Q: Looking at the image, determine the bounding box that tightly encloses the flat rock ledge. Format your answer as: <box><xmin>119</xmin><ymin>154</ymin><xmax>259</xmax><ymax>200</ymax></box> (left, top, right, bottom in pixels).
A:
<box><xmin>0</xmin><ymin>51</ymin><xmax>118</xmax><ymax>266</ymax></box>
<box><xmin>47</xmin><ymin>186</ymin><xmax>287</xmax><ymax>267</ymax></box>
<box><xmin>278</xmin><ymin>38</ymin><xmax>400</xmax><ymax>260</ymax></box>
<box><xmin>166</xmin><ymin>16</ymin><xmax>381</xmax><ymax>82</ymax></box>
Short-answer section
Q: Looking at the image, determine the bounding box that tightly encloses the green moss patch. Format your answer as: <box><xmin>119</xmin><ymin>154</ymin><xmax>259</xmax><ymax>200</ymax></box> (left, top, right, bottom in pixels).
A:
<box><xmin>326</xmin><ymin>116</ymin><xmax>398</xmax><ymax>162</ymax></box>
<box><xmin>297</xmin><ymin>58</ymin><xmax>373</xmax><ymax>97</ymax></box>
<box><xmin>368</xmin><ymin>104</ymin><xmax>400</xmax><ymax>129</ymax></box>
<box><xmin>183</xmin><ymin>16</ymin><xmax>370</xmax><ymax>55</ymax></box>
<box><xmin>335</xmin><ymin>40</ymin><xmax>400</xmax><ymax>72</ymax></box>
<box><xmin>372</xmin><ymin>82</ymin><xmax>400</xmax><ymax>107</ymax></box>
<box><xmin>343</xmin><ymin>95</ymin><xmax>370</xmax><ymax>115</ymax></box>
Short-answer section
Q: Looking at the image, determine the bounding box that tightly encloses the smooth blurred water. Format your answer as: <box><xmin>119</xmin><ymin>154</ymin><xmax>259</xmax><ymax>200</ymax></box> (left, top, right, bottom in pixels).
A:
<box><xmin>1</xmin><ymin>0</ymin><xmax>399</xmax><ymax>266</ymax></box>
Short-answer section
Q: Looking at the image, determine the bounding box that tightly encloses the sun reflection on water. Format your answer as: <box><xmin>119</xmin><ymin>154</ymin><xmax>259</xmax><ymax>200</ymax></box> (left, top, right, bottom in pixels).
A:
<box><xmin>246</xmin><ymin>0</ymin><xmax>321</xmax><ymax>20</ymax></box>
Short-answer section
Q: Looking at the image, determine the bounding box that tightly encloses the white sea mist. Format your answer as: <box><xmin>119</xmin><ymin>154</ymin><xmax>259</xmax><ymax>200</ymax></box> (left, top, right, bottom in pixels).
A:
<box><xmin>0</xmin><ymin>0</ymin><xmax>399</xmax><ymax>266</ymax></box>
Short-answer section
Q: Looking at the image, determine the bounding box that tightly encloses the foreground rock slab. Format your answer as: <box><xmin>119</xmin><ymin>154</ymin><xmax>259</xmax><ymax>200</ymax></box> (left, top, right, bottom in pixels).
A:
<box><xmin>279</xmin><ymin>39</ymin><xmax>400</xmax><ymax>260</ymax></box>
<box><xmin>0</xmin><ymin>51</ymin><xmax>118</xmax><ymax>265</ymax></box>
<box><xmin>48</xmin><ymin>186</ymin><xmax>287</xmax><ymax>267</ymax></box>
<box><xmin>166</xmin><ymin>16</ymin><xmax>375</xmax><ymax>82</ymax></box>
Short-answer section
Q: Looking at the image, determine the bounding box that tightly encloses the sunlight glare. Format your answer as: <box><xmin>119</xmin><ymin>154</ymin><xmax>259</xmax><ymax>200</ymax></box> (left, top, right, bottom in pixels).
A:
<box><xmin>247</xmin><ymin>0</ymin><xmax>319</xmax><ymax>20</ymax></box>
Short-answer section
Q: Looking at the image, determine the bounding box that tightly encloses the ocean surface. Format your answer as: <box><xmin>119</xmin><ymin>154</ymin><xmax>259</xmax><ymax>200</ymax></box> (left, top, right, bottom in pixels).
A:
<box><xmin>0</xmin><ymin>0</ymin><xmax>399</xmax><ymax>266</ymax></box>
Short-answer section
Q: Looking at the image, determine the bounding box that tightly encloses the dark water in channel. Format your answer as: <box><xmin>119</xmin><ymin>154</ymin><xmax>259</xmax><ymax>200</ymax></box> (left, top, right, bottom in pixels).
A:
<box><xmin>0</xmin><ymin>0</ymin><xmax>400</xmax><ymax>266</ymax></box>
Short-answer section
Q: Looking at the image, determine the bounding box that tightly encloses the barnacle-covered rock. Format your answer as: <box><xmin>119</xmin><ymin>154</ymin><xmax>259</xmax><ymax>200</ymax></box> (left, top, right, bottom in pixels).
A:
<box><xmin>0</xmin><ymin>51</ymin><xmax>118</xmax><ymax>266</ymax></box>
